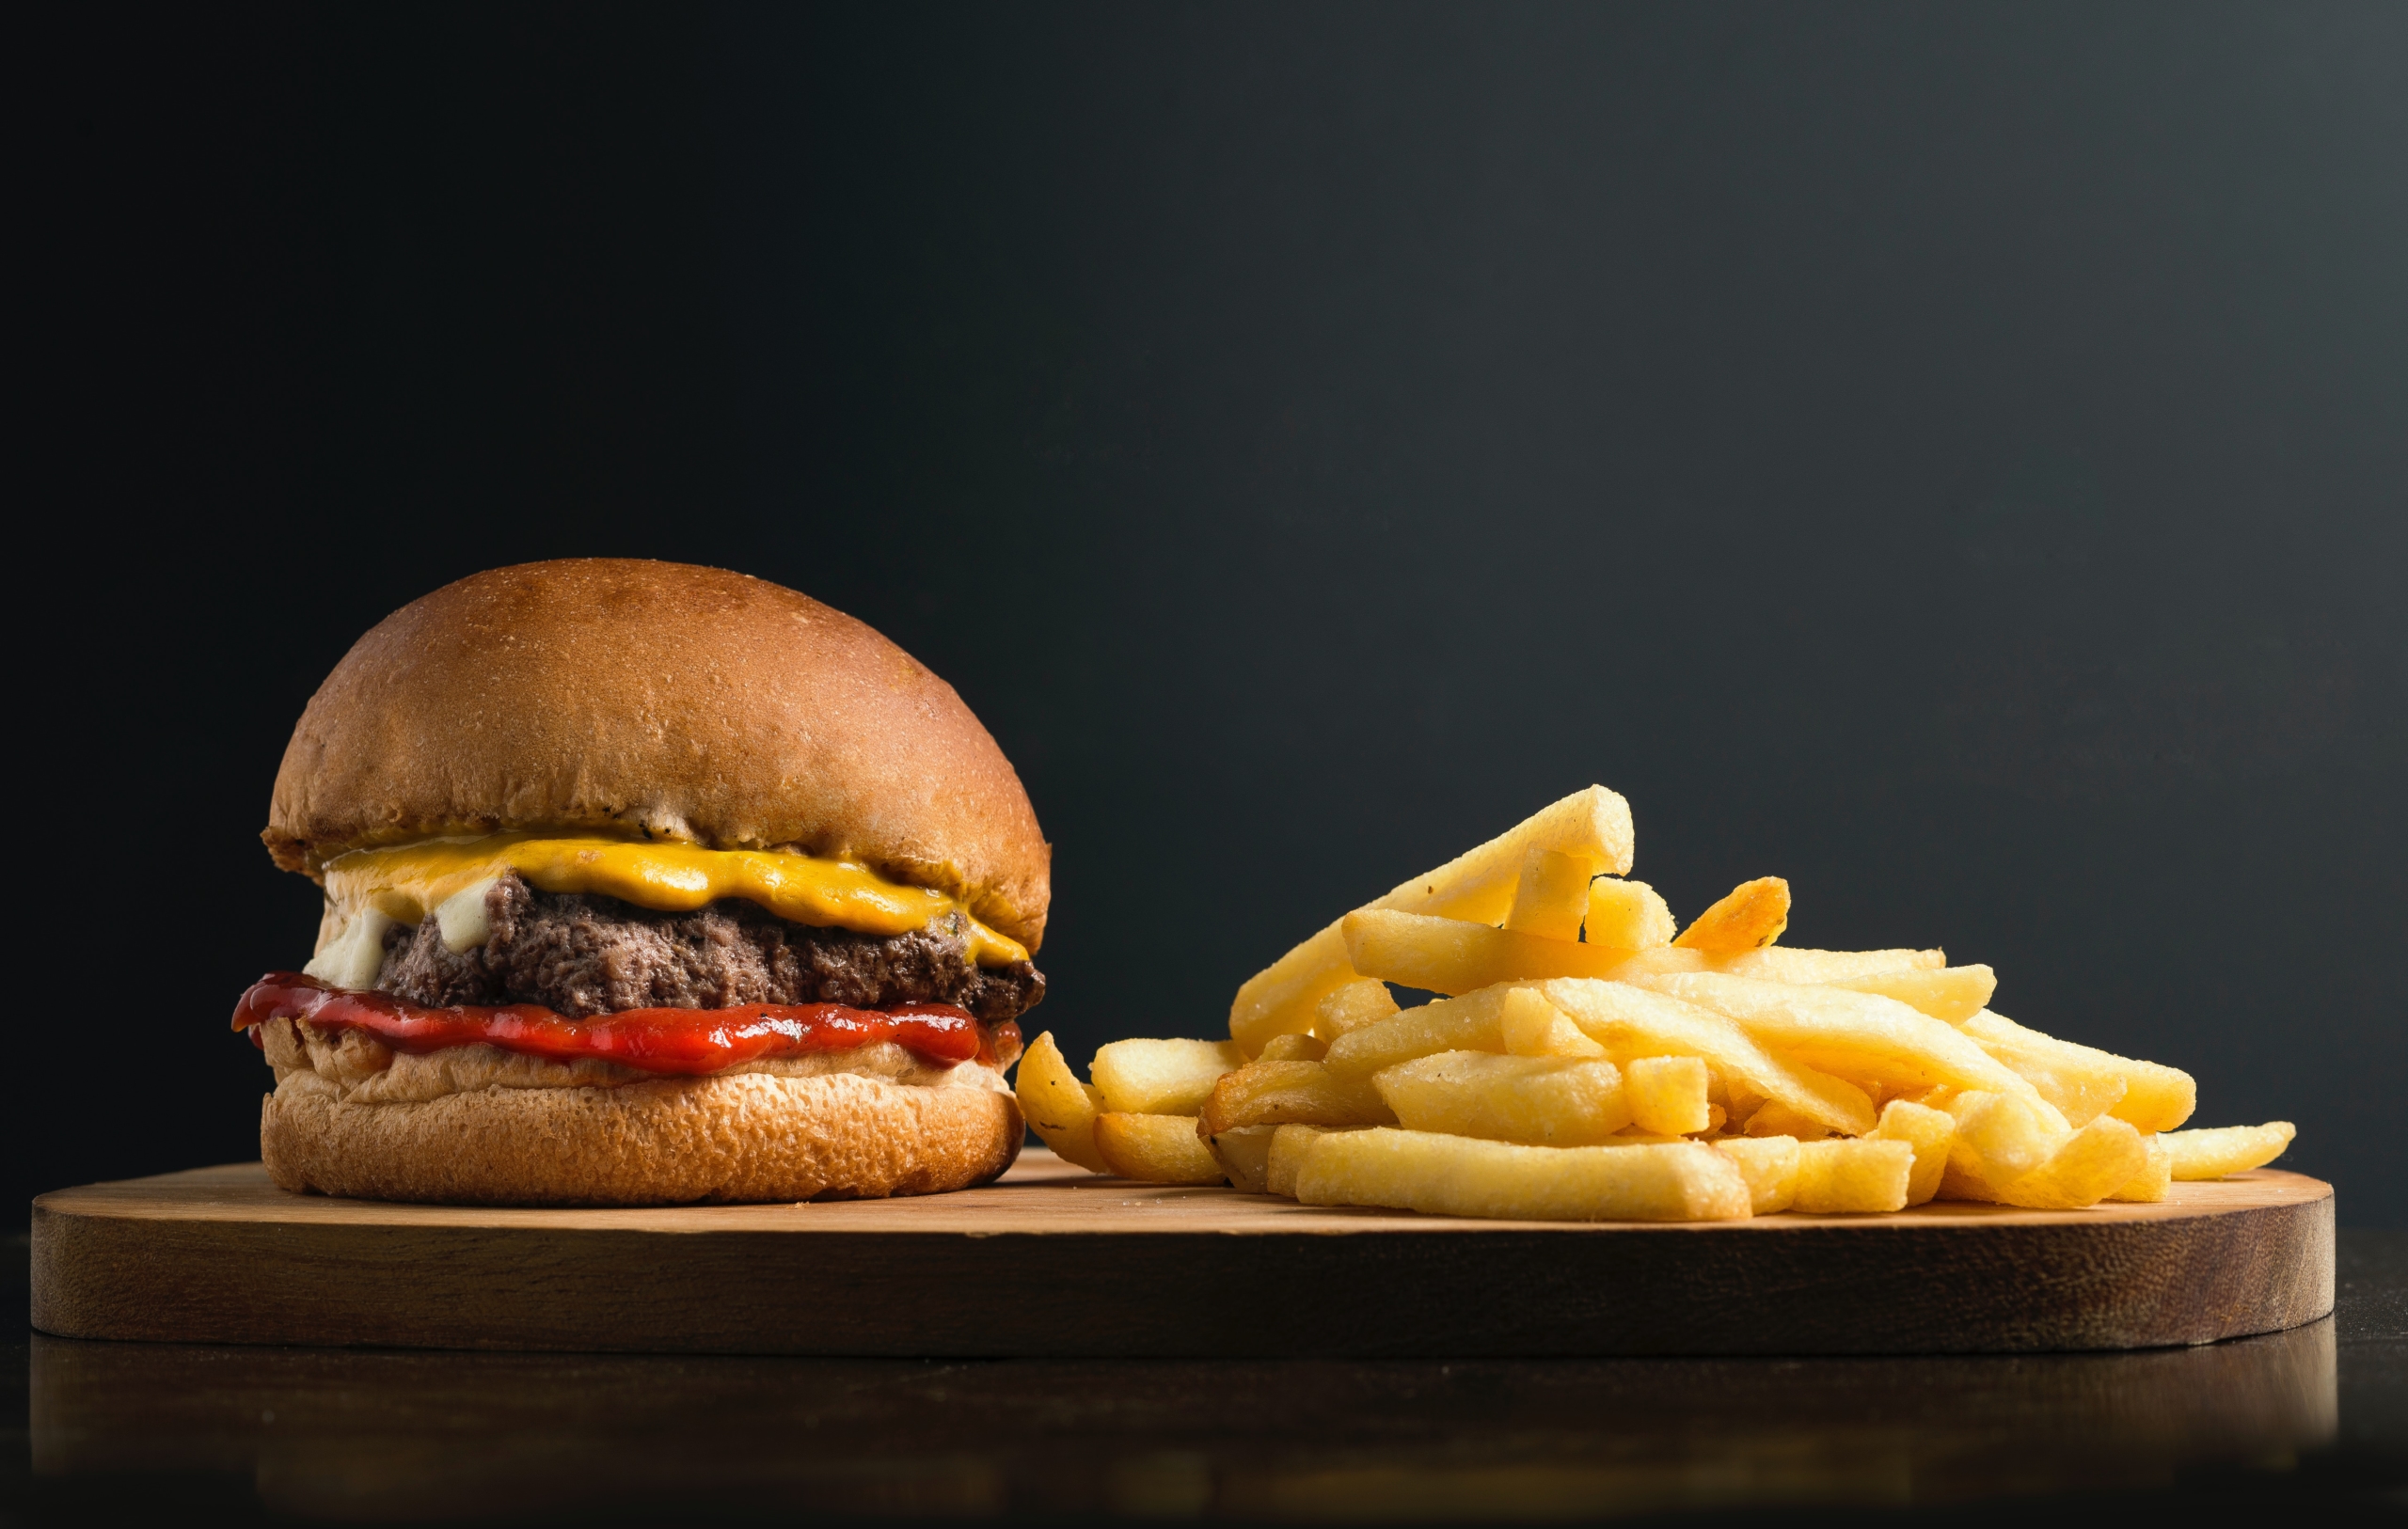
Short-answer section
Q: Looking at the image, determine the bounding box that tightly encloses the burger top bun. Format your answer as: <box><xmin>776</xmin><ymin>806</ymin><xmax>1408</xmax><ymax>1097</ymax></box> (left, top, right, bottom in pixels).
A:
<box><xmin>263</xmin><ymin>559</ymin><xmax>1051</xmax><ymax>951</ymax></box>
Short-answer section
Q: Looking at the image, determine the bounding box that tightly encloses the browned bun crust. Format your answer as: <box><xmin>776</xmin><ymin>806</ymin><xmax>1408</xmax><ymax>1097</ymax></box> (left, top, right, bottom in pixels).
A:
<box><xmin>261</xmin><ymin>1071</ymin><xmax>1022</xmax><ymax>1206</ymax></box>
<box><xmin>264</xmin><ymin>560</ymin><xmax>1049</xmax><ymax>950</ymax></box>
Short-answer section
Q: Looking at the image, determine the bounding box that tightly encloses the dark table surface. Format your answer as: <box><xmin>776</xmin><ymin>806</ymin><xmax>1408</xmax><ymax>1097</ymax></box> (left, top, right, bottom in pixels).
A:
<box><xmin>10</xmin><ymin>1228</ymin><xmax>2403</xmax><ymax>1524</ymax></box>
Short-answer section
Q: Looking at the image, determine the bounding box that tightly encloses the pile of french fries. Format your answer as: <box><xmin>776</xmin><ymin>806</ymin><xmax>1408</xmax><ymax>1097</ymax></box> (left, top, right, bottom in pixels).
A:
<box><xmin>1017</xmin><ymin>787</ymin><xmax>2297</xmax><ymax>1221</ymax></box>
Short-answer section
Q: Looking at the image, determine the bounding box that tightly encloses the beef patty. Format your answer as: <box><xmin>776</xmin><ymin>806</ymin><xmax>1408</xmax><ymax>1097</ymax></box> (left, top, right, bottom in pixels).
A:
<box><xmin>375</xmin><ymin>873</ymin><xmax>1044</xmax><ymax>1022</ymax></box>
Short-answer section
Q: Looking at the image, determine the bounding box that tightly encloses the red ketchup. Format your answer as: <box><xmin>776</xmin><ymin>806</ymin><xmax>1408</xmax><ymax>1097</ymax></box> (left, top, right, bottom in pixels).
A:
<box><xmin>233</xmin><ymin>972</ymin><xmax>1017</xmax><ymax>1075</ymax></box>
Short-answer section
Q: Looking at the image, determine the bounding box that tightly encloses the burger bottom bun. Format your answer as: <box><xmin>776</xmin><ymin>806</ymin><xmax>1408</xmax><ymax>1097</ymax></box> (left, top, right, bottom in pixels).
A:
<box><xmin>261</xmin><ymin>1068</ymin><xmax>1022</xmax><ymax>1206</ymax></box>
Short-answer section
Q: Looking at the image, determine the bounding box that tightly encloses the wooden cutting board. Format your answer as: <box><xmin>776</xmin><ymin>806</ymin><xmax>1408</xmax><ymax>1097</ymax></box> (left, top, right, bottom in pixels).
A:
<box><xmin>31</xmin><ymin>1151</ymin><xmax>2331</xmax><ymax>1358</ymax></box>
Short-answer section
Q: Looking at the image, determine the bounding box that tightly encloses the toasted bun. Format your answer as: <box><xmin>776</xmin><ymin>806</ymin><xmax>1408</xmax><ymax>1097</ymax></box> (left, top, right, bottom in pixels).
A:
<box><xmin>261</xmin><ymin>1071</ymin><xmax>1022</xmax><ymax>1206</ymax></box>
<box><xmin>264</xmin><ymin>560</ymin><xmax>1049</xmax><ymax>950</ymax></box>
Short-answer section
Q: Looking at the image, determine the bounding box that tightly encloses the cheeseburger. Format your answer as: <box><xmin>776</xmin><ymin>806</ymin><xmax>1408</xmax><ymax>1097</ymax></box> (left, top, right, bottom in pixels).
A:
<box><xmin>234</xmin><ymin>559</ymin><xmax>1044</xmax><ymax>1205</ymax></box>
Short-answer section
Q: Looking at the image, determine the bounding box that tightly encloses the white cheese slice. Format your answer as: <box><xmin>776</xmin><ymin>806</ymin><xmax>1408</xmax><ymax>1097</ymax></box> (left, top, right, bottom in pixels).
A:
<box><xmin>303</xmin><ymin>908</ymin><xmax>396</xmax><ymax>991</ymax></box>
<box><xmin>435</xmin><ymin>878</ymin><xmax>499</xmax><ymax>954</ymax></box>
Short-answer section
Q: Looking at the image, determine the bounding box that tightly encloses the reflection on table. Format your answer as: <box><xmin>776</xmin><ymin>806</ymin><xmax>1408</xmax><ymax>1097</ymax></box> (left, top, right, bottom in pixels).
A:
<box><xmin>31</xmin><ymin>1317</ymin><xmax>2336</xmax><ymax>1521</ymax></box>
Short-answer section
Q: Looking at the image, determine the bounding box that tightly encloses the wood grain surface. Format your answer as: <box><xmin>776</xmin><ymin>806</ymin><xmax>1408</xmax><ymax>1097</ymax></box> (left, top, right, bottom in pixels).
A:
<box><xmin>31</xmin><ymin>1151</ymin><xmax>2333</xmax><ymax>1357</ymax></box>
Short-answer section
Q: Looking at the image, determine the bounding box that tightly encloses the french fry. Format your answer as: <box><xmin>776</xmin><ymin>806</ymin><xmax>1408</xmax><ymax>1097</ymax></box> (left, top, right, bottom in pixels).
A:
<box><xmin>1497</xmin><ymin>986</ymin><xmax>1608</xmax><ymax>1058</ymax></box>
<box><xmin>1937</xmin><ymin>1089</ymin><xmax>2068</xmax><ymax>1199</ymax></box>
<box><xmin>1370</xmin><ymin>1051</ymin><xmax>1631</xmax><ymax>1145</ymax></box>
<box><xmin>1258</xmin><ymin>1032</ymin><xmax>1329</xmax><ymax>1063</ymax></box>
<box><xmin>1958</xmin><ymin>1011</ymin><xmax>2196</xmax><ymax>1132</ymax></box>
<box><xmin>1314</xmin><ymin>977</ymin><xmax>1400</xmax><ymax>1040</ymax></box>
<box><xmin>1723</xmin><ymin>1075</ymin><xmax>1767</xmax><ymax>1124</ymax></box>
<box><xmin>1093</xmin><ymin>1112</ymin><xmax>1228</xmax><ymax>1186</ymax></box>
<box><xmin>2108</xmin><ymin>1134</ymin><xmax>2172</xmax><ymax>1203</ymax></box>
<box><xmin>1826</xmin><ymin>966</ymin><xmax>1997</xmax><ymax>1025</ymax></box>
<box><xmin>1712</xmin><ymin>947</ymin><xmax>1945</xmax><ymax>983</ymax></box>
<box><xmin>1712</xmin><ymin>1135</ymin><xmax>1799</xmax><ymax>1213</ymax></box>
<box><xmin>1228</xmin><ymin>925</ymin><xmax>1356</xmax><ymax>1058</ymax></box>
<box><xmin>1671</xmin><ymin>876</ymin><xmax>1790</xmax><ymax>954</ymax></box>
<box><xmin>1228</xmin><ymin>786</ymin><xmax>1635</xmax><ymax>1052</ymax></box>
<box><xmin>1503</xmin><ymin>847</ymin><xmax>1598</xmax><ymax>942</ymax></box>
<box><xmin>1792</xmin><ymin>1139</ymin><xmax>1915</xmax><ymax>1214</ymax></box>
<box><xmin>1340</xmin><ymin>909</ymin><xmax>1640</xmax><ymax>994</ymax></box>
<box><xmin>1090</xmin><ymin>1038</ymin><xmax>1244</xmax><ymax>1115</ymax></box>
<box><xmin>1294</xmin><ymin>1128</ymin><xmax>1753</xmax><ymax>1222</ymax></box>
<box><xmin>1871</xmin><ymin>1099</ymin><xmax>1954</xmax><ymax>1206</ymax></box>
<box><xmin>1205</xmin><ymin>1126</ymin><xmax>1276</xmax><ymax>1193</ymax></box>
<box><xmin>1631</xmin><ymin>972</ymin><xmax>2067</xmax><ymax>1123</ymax></box>
<box><xmin>1624</xmin><ymin>1055</ymin><xmax>1711</xmax><ymax>1136</ymax></box>
<box><xmin>1993</xmin><ymin>1115</ymin><xmax>2149</xmax><ymax>1210</ymax></box>
<box><xmin>1324</xmin><ymin>985</ymin><xmax>1521</xmax><ymax>1080</ymax></box>
<box><xmin>1198</xmin><ymin>1059</ymin><xmax>1397</xmax><ymax>1136</ymax></box>
<box><xmin>1744</xmin><ymin>1099</ymin><xmax>1830</xmax><ymax>1140</ymax></box>
<box><xmin>1585</xmin><ymin>877</ymin><xmax>1674</xmax><ymax>951</ymax></box>
<box><xmin>2164</xmin><ymin>1122</ymin><xmax>2296</xmax><ymax>1180</ymax></box>
<box><xmin>1266</xmin><ymin>1123</ymin><xmax>1335</xmax><ymax>1198</ymax></box>
<box><xmin>1961</xmin><ymin>1033</ymin><xmax>2126</xmax><ymax>1128</ymax></box>
<box><xmin>1537</xmin><ymin>978</ymin><xmax>1878</xmax><ymax>1137</ymax></box>
<box><xmin>1377</xmin><ymin>785</ymin><xmax>1638</xmax><ymax>917</ymax></box>
<box><xmin>1599</xmin><ymin>947</ymin><xmax>1708</xmax><ymax>979</ymax></box>
<box><xmin>1014</xmin><ymin>1031</ymin><xmax>1109</xmax><ymax>1173</ymax></box>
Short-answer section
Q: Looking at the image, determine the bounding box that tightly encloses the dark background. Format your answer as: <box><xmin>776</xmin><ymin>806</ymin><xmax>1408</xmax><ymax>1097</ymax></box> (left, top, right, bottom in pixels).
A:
<box><xmin>24</xmin><ymin>3</ymin><xmax>2405</xmax><ymax>1221</ymax></box>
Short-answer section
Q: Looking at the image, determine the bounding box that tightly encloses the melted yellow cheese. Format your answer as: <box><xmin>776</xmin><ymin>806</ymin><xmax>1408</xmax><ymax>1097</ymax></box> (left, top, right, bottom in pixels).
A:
<box><xmin>317</xmin><ymin>834</ymin><xmax>1028</xmax><ymax>968</ymax></box>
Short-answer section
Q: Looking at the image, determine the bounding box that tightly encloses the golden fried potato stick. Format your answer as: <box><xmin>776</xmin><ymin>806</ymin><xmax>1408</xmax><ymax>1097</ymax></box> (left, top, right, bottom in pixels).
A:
<box><xmin>1198</xmin><ymin>1059</ymin><xmax>1397</xmax><ymax>1136</ymax></box>
<box><xmin>1624</xmin><ymin>1055</ymin><xmax>1712</xmax><ymax>1136</ymax></box>
<box><xmin>1341</xmin><ymin>909</ymin><xmax>1656</xmax><ymax>994</ymax></box>
<box><xmin>2107</xmin><ymin>1134</ymin><xmax>2172</xmax><ymax>1203</ymax></box>
<box><xmin>2164</xmin><ymin>1122</ymin><xmax>2296</xmax><ymax>1180</ymax></box>
<box><xmin>1090</xmin><ymin>1038</ymin><xmax>1244</xmax><ymax>1115</ymax></box>
<box><xmin>1994</xmin><ymin>1115</ymin><xmax>2149</xmax><ymax>1210</ymax></box>
<box><xmin>1671</xmin><ymin>876</ymin><xmax>1791</xmax><ymax>954</ymax></box>
<box><xmin>1792</xmin><ymin>1139</ymin><xmax>1916</xmax><ymax>1214</ymax></box>
<box><xmin>1228</xmin><ymin>786</ymin><xmax>1635</xmax><ymax>1054</ymax></box>
<box><xmin>1094</xmin><ymin>1112</ymin><xmax>1228</xmax><ymax>1185</ymax></box>
<box><xmin>1871</xmin><ymin>1098</ymin><xmax>1954</xmax><ymax>1206</ymax></box>
<box><xmin>1257</xmin><ymin>1032</ymin><xmax>1328</xmax><ymax>1063</ymax></box>
<box><xmin>1370</xmin><ymin>1051</ymin><xmax>1631</xmax><ymax>1145</ymax></box>
<box><xmin>1295</xmin><ymin>1128</ymin><xmax>1753</xmax><ymax>1222</ymax></box>
<box><xmin>1539</xmin><ymin>978</ymin><xmax>1878</xmax><ymax>1137</ymax></box>
<box><xmin>1497</xmin><ymin>987</ymin><xmax>1609</xmax><ymax>1058</ymax></box>
<box><xmin>1712</xmin><ymin>947</ymin><xmax>1944</xmax><ymax>982</ymax></box>
<box><xmin>1826</xmin><ymin>966</ymin><xmax>1996</xmax><ymax>1024</ymax></box>
<box><xmin>1204</xmin><ymin>1126</ymin><xmax>1276</xmax><ymax>1192</ymax></box>
<box><xmin>1314</xmin><ymin>977</ymin><xmax>1400</xmax><ymax>1040</ymax></box>
<box><xmin>1937</xmin><ymin>1089</ymin><xmax>2067</xmax><ymax>1198</ymax></box>
<box><xmin>1502</xmin><ymin>847</ymin><xmax>1599</xmax><ymax>942</ymax></box>
<box><xmin>1632</xmin><ymin>972</ymin><xmax>2067</xmax><ymax>1122</ymax></box>
<box><xmin>1935</xmin><ymin>1090</ymin><xmax>2160</xmax><ymax>1209</ymax></box>
<box><xmin>1324</xmin><ymin>985</ymin><xmax>1524</xmax><ymax>1080</ymax></box>
<box><xmin>1265</xmin><ymin>1124</ymin><xmax>1339</xmax><ymax>1197</ymax></box>
<box><xmin>1601</xmin><ymin>948</ymin><xmax>1716</xmax><ymax>980</ymax></box>
<box><xmin>1016</xmin><ymin>1031</ymin><xmax>1108</xmax><ymax>1173</ymax></box>
<box><xmin>1745</xmin><ymin>1099</ymin><xmax>1830</xmax><ymax>1140</ymax></box>
<box><xmin>1713</xmin><ymin>1136</ymin><xmax>1799</xmax><ymax>1213</ymax></box>
<box><xmin>1958</xmin><ymin>1010</ymin><xmax>2195</xmax><ymax>1132</ymax></box>
<box><xmin>1585</xmin><ymin>877</ymin><xmax>1675</xmax><ymax>950</ymax></box>
<box><xmin>1322</xmin><ymin>986</ymin><xmax>1495</xmax><ymax>1078</ymax></box>
<box><xmin>1956</xmin><ymin>1020</ymin><xmax>2125</xmax><ymax>1127</ymax></box>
